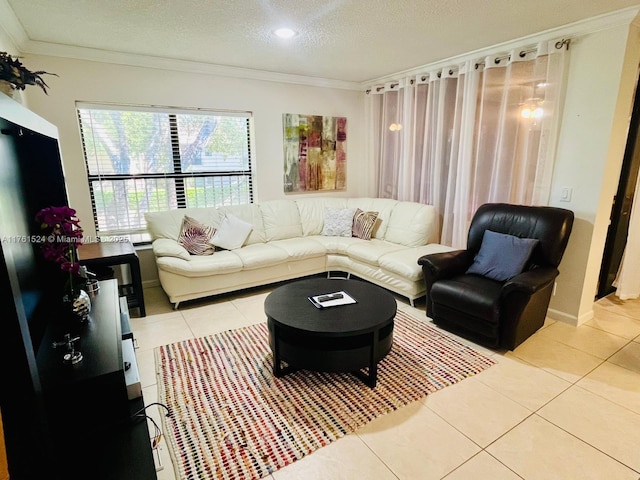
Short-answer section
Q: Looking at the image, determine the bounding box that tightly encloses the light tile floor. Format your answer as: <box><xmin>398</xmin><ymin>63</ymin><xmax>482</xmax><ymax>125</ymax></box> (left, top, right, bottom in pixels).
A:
<box><xmin>131</xmin><ymin>283</ymin><xmax>640</xmax><ymax>480</ymax></box>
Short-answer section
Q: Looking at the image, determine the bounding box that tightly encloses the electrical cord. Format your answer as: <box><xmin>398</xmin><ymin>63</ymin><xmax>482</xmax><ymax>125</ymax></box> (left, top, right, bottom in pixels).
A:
<box><xmin>132</xmin><ymin>402</ymin><xmax>171</xmax><ymax>418</ymax></box>
<box><xmin>130</xmin><ymin>402</ymin><xmax>171</xmax><ymax>450</ymax></box>
<box><xmin>143</xmin><ymin>414</ymin><xmax>163</xmax><ymax>449</ymax></box>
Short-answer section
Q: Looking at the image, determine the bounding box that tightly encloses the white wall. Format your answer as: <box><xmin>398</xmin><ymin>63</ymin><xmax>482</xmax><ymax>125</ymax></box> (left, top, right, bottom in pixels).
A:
<box><xmin>547</xmin><ymin>20</ymin><xmax>640</xmax><ymax>324</ymax></box>
<box><xmin>0</xmin><ymin>23</ymin><xmax>17</xmax><ymax>56</ymax></box>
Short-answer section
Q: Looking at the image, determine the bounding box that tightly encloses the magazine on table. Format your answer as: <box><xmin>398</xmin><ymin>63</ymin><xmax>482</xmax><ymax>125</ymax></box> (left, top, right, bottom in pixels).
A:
<box><xmin>308</xmin><ymin>290</ymin><xmax>357</xmax><ymax>309</ymax></box>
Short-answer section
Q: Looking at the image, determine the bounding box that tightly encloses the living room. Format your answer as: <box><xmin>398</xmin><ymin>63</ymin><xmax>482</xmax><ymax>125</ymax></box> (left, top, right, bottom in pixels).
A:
<box><xmin>1</xmin><ymin>2</ymin><xmax>639</xmax><ymax>326</ymax></box>
<box><xmin>1</xmin><ymin>2</ymin><xmax>640</xmax><ymax>479</ymax></box>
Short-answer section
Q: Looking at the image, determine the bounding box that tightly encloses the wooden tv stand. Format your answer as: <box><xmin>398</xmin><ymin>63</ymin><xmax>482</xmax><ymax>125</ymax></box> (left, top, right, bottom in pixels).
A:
<box><xmin>36</xmin><ymin>279</ymin><xmax>157</xmax><ymax>479</ymax></box>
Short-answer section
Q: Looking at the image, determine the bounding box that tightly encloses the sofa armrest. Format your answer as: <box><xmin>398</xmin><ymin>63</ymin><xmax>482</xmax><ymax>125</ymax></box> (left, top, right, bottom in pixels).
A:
<box><xmin>418</xmin><ymin>249</ymin><xmax>473</xmax><ymax>317</ymax></box>
<box><xmin>152</xmin><ymin>238</ymin><xmax>190</xmax><ymax>261</ymax></box>
<box><xmin>502</xmin><ymin>267</ymin><xmax>559</xmax><ymax>296</ymax></box>
<box><xmin>418</xmin><ymin>250</ymin><xmax>473</xmax><ymax>280</ymax></box>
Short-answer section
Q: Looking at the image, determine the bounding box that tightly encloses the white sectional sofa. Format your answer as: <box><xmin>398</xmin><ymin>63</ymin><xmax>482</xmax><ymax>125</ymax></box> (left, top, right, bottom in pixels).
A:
<box><xmin>145</xmin><ymin>197</ymin><xmax>454</xmax><ymax>308</ymax></box>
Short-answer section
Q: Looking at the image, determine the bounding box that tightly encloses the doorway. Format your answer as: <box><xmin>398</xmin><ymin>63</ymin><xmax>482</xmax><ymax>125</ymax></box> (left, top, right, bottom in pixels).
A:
<box><xmin>596</xmin><ymin>71</ymin><xmax>640</xmax><ymax>299</ymax></box>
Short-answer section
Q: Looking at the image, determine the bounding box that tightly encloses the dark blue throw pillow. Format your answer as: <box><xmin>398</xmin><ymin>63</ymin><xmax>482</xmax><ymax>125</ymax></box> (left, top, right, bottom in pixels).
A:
<box><xmin>466</xmin><ymin>230</ymin><xmax>539</xmax><ymax>281</ymax></box>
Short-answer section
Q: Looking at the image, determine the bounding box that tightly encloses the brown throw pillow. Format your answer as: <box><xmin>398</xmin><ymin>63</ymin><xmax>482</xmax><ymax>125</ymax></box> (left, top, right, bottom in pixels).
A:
<box><xmin>352</xmin><ymin>209</ymin><xmax>379</xmax><ymax>240</ymax></box>
<box><xmin>178</xmin><ymin>215</ymin><xmax>215</xmax><ymax>255</ymax></box>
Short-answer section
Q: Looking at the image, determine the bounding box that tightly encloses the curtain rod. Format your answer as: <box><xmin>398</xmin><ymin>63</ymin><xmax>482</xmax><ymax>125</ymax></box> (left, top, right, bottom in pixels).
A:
<box><xmin>481</xmin><ymin>38</ymin><xmax>571</xmax><ymax>68</ymax></box>
<box><xmin>491</xmin><ymin>46</ymin><xmax>537</xmax><ymax>65</ymax></box>
<box><xmin>365</xmin><ymin>38</ymin><xmax>571</xmax><ymax>92</ymax></box>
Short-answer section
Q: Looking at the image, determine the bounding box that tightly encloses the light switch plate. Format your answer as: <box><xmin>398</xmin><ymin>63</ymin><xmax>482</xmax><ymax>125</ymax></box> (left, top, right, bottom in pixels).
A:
<box><xmin>560</xmin><ymin>187</ymin><xmax>572</xmax><ymax>202</ymax></box>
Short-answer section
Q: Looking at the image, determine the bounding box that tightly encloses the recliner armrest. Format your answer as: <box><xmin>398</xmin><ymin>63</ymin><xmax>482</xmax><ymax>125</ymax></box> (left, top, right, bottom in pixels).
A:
<box><xmin>502</xmin><ymin>267</ymin><xmax>559</xmax><ymax>296</ymax></box>
<box><xmin>419</xmin><ymin>249</ymin><xmax>473</xmax><ymax>318</ymax></box>
<box><xmin>418</xmin><ymin>250</ymin><xmax>473</xmax><ymax>280</ymax></box>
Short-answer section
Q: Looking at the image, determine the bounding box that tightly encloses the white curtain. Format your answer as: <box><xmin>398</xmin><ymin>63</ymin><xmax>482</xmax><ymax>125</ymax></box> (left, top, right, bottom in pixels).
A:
<box><xmin>369</xmin><ymin>40</ymin><xmax>569</xmax><ymax>248</ymax></box>
<box><xmin>372</xmin><ymin>81</ymin><xmax>406</xmax><ymax>199</ymax></box>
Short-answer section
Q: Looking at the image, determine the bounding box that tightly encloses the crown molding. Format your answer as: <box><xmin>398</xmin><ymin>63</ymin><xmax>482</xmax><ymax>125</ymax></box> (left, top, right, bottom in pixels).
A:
<box><xmin>2</xmin><ymin>2</ymin><xmax>638</xmax><ymax>92</ymax></box>
<box><xmin>0</xmin><ymin>0</ymin><xmax>360</xmax><ymax>91</ymax></box>
<box><xmin>18</xmin><ymin>39</ymin><xmax>362</xmax><ymax>91</ymax></box>
<box><xmin>362</xmin><ymin>5</ymin><xmax>640</xmax><ymax>87</ymax></box>
<box><xmin>0</xmin><ymin>0</ymin><xmax>27</xmax><ymax>50</ymax></box>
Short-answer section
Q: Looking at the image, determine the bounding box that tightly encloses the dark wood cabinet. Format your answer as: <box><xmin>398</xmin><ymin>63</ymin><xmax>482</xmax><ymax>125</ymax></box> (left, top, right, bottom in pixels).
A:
<box><xmin>37</xmin><ymin>280</ymin><xmax>157</xmax><ymax>479</ymax></box>
<box><xmin>0</xmin><ymin>95</ymin><xmax>67</xmax><ymax>478</ymax></box>
<box><xmin>0</xmin><ymin>96</ymin><xmax>156</xmax><ymax>479</ymax></box>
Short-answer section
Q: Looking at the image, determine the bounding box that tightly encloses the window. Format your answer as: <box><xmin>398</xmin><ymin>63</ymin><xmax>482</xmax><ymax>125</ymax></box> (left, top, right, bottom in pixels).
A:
<box><xmin>76</xmin><ymin>103</ymin><xmax>253</xmax><ymax>241</ymax></box>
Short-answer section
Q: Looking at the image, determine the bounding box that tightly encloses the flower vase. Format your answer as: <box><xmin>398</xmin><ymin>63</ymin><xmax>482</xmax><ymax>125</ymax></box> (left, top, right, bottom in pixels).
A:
<box><xmin>0</xmin><ymin>80</ymin><xmax>18</xmax><ymax>100</ymax></box>
<box><xmin>63</xmin><ymin>289</ymin><xmax>92</xmax><ymax>324</ymax></box>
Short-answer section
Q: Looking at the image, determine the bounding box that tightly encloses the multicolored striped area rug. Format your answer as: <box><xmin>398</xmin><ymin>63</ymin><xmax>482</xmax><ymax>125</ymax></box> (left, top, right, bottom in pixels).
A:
<box><xmin>156</xmin><ymin>310</ymin><xmax>495</xmax><ymax>480</ymax></box>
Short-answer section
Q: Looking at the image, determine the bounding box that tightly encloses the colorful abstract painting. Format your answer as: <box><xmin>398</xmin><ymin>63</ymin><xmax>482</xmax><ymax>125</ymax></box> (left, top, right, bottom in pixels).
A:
<box><xmin>283</xmin><ymin>113</ymin><xmax>347</xmax><ymax>193</ymax></box>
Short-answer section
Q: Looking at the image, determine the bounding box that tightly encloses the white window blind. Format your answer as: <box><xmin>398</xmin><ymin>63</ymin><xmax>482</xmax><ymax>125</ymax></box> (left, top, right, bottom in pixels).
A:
<box><xmin>76</xmin><ymin>103</ymin><xmax>254</xmax><ymax>240</ymax></box>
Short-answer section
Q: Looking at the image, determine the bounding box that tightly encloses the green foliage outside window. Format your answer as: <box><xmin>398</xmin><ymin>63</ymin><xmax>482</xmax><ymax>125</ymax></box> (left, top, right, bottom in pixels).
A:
<box><xmin>78</xmin><ymin>105</ymin><xmax>253</xmax><ymax>238</ymax></box>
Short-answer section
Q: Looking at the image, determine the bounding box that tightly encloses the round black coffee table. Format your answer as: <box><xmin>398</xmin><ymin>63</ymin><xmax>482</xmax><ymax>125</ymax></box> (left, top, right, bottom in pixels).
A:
<box><xmin>265</xmin><ymin>277</ymin><xmax>397</xmax><ymax>388</ymax></box>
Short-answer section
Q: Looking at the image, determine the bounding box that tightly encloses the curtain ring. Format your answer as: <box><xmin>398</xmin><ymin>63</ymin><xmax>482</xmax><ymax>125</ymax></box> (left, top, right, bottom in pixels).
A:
<box><xmin>421</xmin><ymin>75</ymin><xmax>427</xmax><ymax>81</ymax></box>
<box><xmin>448</xmin><ymin>69</ymin><xmax>454</xmax><ymax>75</ymax></box>
<box><xmin>410</xmin><ymin>79</ymin><xmax>414</xmax><ymax>85</ymax></box>
<box><xmin>437</xmin><ymin>71</ymin><xmax>442</xmax><ymax>78</ymax></box>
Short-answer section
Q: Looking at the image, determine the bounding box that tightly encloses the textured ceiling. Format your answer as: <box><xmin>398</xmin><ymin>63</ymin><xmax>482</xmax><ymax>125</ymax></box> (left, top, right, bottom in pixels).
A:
<box><xmin>4</xmin><ymin>0</ymin><xmax>640</xmax><ymax>84</ymax></box>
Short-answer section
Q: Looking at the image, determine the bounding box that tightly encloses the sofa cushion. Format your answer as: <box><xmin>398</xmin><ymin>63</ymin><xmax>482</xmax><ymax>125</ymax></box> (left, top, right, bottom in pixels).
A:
<box><xmin>346</xmin><ymin>239</ymin><xmax>405</xmax><ymax>266</ymax></box>
<box><xmin>466</xmin><ymin>230</ymin><xmax>539</xmax><ymax>281</ymax></box>
<box><xmin>156</xmin><ymin>250</ymin><xmax>243</xmax><ymax>277</ymax></box>
<box><xmin>232</xmin><ymin>243</ymin><xmax>290</xmax><ymax>270</ymax></box>
<box><xmin>322</xmin><ymin>207</ymin><xmax>356</xmax><ymax>237</ymax></box>
<box><xmin>308</xmin><ymin>235</ymin><xmax>361</xmax><ymax>255</ymax></box>
<box><xmin>178</xmin><ymin>215</ymin><xmax>215</xmax><ymax>255</ymax></box>
<box><xmin>383</xmin><ymin>202</ymin><xmax>437</xmax><ymax>247</ymax></box>
<box><xmin>379</xmin><ymin>244</ymin><xmax>456</xmax><ymax>281</ymax></box>
<box><xmin>295</xmin><ymin>198</ymin><xmax>348</xmax><ymax>236</ymax></box>
<box><xmin>145</xmin><ymin>208</ymin><xmax>218</xmax><ymax>241</ymax></box>
<box><xmin>260</xmin><ymin>200</ymin><xmax>303</xmax><ymax>241</ymax></box>
<box><xmin>268</xmin><ymin>238</ymin><xmax>327</xmax><ymax>260</ymax></box>
<box><xmin>431</xmin><ymin>274</ymin><xmax>504</xmax><ymax>323</ymax></box>
<box><xmin>152</xmin><ymin>238</ymin><xmax>190</xmax><ymax>261</ymax></box>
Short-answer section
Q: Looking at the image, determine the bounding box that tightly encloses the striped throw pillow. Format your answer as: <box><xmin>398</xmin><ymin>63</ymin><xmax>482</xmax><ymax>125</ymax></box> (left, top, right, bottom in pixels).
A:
<box><xmin>178</xmin><ymin>215</ymin><xmax>216</xmax><ymax>255</ymax></box>
<box><xmin>352</xmin><ymin>209</ymin><xmax>379</xmax><ymax>240</ymax></box>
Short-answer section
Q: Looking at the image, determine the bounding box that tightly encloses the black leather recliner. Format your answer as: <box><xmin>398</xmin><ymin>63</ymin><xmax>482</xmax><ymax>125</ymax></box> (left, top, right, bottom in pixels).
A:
<box><xmin>418</xmin><ymin>203</ymin><xmax>574</xmax><ymax>350</ymax></box>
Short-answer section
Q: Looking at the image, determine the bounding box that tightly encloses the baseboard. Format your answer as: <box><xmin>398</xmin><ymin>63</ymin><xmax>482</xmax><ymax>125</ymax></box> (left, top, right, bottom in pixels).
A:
<box><xmin>577</xmin><ymin>309</ymin><xmax>595</xmax><ymax>325</ymax></box>
<box><xmin>547</xmin><ymin>307</ymin><xmax>594</xmax><ymax>326</ymax></box>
